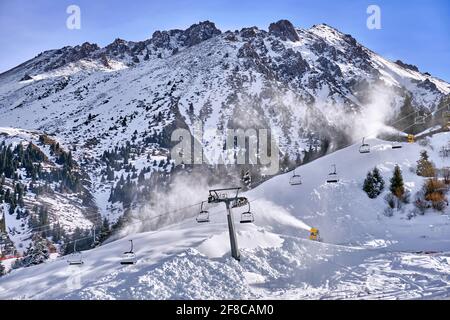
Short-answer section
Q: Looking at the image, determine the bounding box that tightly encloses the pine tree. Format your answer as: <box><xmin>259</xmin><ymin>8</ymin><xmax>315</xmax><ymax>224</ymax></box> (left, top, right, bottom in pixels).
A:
<box><xmin>0</xmin><ymin>211</ymin><xmax>5</xmax><ymax>233</ymax></box>
<box><xmin>416</xmin><ymin>150</ymin><xmax>435</xmax><ymax>177</ymax></box>
<box><xmin>363</xmin><ymin>171</ymin><xmax>375</xmax><ymax>198</ymax></box>
<box><xmin>51</xmin><ymin>222</ymin><xmax>63</xmax><ymax>243</ymax></box>
<box><xmin>363</xmin><ymin>167</ymin><xmax>385</xmax><ymax>199</ymax></box>
<box><xmin>372</xmin><ymin>167</ymin><xmax>385</xmax><ymax>193</ymax></box>
<box><xmin>38</xmin><ymin>206</ymin><xmax>49</xmax><ymax>226</ymax></box>
<box><xmin>19</xmin><ymin>234</ymin><xmax>50</xmax><ymax>266</ymax></box>
<box><xmin>390</xmin><ymin>165</ymin><xmax>405</xmax><ymax>199</ymax></box>
<box><xmin>241</xmin><ymin>169</ymin><xmax>252</xmax><ymax>188</ymax></box>
<box><xmin>97</xmin><ymin>217</ymin><xmax>111</xmax><ymax>243</ymax></box>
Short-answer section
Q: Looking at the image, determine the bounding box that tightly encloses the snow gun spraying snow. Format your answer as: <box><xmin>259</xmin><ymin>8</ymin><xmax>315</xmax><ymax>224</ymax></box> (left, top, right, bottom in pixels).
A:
<box><xmin>309</xmin><ymin>228</ymin><xmax>322</xmax><ymax>242</ymax></box>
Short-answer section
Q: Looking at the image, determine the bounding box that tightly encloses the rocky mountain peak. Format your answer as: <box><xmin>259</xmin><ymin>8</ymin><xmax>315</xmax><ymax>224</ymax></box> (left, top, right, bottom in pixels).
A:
<box><xmin>268</xmin><ymin>19</ymin><xmax>300</xmax><ymax>42</ymax></box>
<box><xmin>79</xmin><ymin>42</ymin><xmax>100</xmax><ymax>52</ymax></box>
<box><xmin>395</xmin><ymin>60</ymin><xmax>420</xmax><ymax>72</ymax></box>
<box><xmin>182</xmin><ymin>20</ymin><xmax>222</xmax><ymax>47</ymax></box>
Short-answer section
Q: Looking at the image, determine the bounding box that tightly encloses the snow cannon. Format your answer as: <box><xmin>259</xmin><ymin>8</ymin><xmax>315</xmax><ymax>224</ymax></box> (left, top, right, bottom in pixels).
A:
<box><xmin>407</xmin><ymin>134</ymin><xmax>414</xmax><ymax>143</ymax></box>
<box><xmin>309</xmin><ymin>228</ymin><xmax>322</xmax><ymax>241</ymax></box>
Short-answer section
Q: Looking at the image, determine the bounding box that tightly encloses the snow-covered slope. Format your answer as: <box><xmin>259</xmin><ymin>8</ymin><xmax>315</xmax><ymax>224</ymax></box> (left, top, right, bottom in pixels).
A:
<box><xmin>1</xmin><ymin>132</ymin><xmax>448</xmax><ymax>299</ymax></box>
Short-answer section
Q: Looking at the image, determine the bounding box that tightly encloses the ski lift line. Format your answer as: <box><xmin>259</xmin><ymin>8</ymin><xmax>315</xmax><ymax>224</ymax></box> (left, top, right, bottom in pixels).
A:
<box><xmin>19</xmin><ymin>213</ymin><xmax>105</xmax><ymax>241</ymax></box>
<box><xmin>245</xmin><ymin>104</ymin><xmax>450</xmax><ymax>188</ymax></box>
<box><xmin>60</xmin><ymin>197</ymin><xmax>265</xmax><ymax>250</ymax></box>
<box><xmin>324</xmin><ymin>103</ymin><xmax>450</xmax><ymax>159</ymax></box>
<box><xmin>208</xmin><ymin>197</ymin><xmax>263</xmax><ymax>216</ymax></box>
<box><xmin>24</xmin><ymin>208</ymin><xmax>105</xmax><ymax>234</ymax></box>
<box><xmin>350</xmin><ymin>105</ymin><xmax>447</xmax><ymax>150</ymax></box>
<box><xmin>367</xmin><ymin>104</ymin><xmax>449</xmax><ymax>142</ymax></box>
<box><xmin>28</xmin><ymin>213</ymin><xmax>102</xmax><ymax>234</ymax></box>
<box><xmin>67</xmin><ymin>200</ymin><xmax>206</xmax><ymax>245</ymax></box>
<box><xmin>16</xmin><ymin>200</ymin><xmax>205</xmax><ymax>244</ymax></box>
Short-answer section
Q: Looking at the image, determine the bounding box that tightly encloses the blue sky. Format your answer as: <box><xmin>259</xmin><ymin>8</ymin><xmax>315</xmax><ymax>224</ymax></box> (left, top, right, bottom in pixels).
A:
<box><xmin>0</xmin><ymin>0</ymin><xmax>449</xmax><ymax>80</ymax></box>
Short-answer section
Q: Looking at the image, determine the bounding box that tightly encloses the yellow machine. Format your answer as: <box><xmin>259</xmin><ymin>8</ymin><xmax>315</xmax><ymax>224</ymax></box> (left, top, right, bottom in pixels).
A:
<box><xmin>309</xmin><ymin>228</ymin><xmax>321</xmax><ymax>241</ymax></box>
<box><xmin>407</xmin><ymin>134</ymin><xmax>414</xmax><ymax>143</ymax></box>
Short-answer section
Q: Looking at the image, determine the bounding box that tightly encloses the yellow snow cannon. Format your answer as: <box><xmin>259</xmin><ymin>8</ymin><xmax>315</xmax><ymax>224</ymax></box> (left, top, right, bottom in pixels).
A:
<box><xmin>309</xmin><ymin>228</ymin><xmax>321</xmax><ymax>241</ymax></box>
<box><xmin>407</xmin><ymin>134</ymin><xmax>414</xmax><ymax>143</ymax></box>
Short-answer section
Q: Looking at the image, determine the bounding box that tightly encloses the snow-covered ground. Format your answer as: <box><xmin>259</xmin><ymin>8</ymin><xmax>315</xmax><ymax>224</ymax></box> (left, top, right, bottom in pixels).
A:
<box><xmin>0</xmin><ymin>133</ymin><xmax>449</xmax><ymax>299</ymax></box>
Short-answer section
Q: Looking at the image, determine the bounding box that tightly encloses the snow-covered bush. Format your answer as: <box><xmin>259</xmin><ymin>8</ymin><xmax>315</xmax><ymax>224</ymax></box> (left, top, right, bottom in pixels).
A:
<box><xmin>423</xmin><ymin>178</ymin><xmax>448</xmax><ymax>212</ymax></box>
<box><xmin>385</xmin><ymin>193</ymin><xmax>396</xmax><ymax>209</ymax></box>
<box><xmin>413</xmin><ymin>190</ymin><xmax>428</xmax><ymax>215</ymax></box>
<box><xmin>383</xmin><ymin>207</ymin><xmax>394</xmax><ymax>217</ymax></box>
<box><xmin>407</xmin><ymin>209</ymin><xmax>418</xmax><ymax>220</ymax></box>
<box><xmin>385</xmin><ymin>190</ymin><xmax>410</xmax><ymax>213</ymax></box>
<box><xmin>418</xmin><ymin>137</ymin><xmax>431</xmax><ymax>148</ymax></box>
<box><xmin>442</xmin><ymin>167</ymin><xmax>450</xmax><ymax>184</ymax></box>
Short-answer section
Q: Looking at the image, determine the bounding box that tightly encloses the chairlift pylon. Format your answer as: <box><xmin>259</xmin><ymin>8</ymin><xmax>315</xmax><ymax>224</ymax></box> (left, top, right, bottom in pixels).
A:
<box><xmin>120</xmin><ymin>240</ymin><xmax>137</xmax><ymax>265</ymax></box>
<box><xmin>240</xmin><ymin>201</ymin><xmax>254</xmax><ymax>224</ymax></box>
<box><xmin>67</xmin><ymin>240</ymin><xmax>83</xmax><ymax>266</ymax></box>
<box><xmin>326</xmin><ymin>164</ymin><xmax>339</xmax><ymax>183</ymax></box>
<box><xmin>196</xmin><ymin>201</ymin><xmax>210</xmax><ymax>223</ymax></box>
<box><xmin>289</xmin><ymin>169</ymin><xmax>302</xmax><ymax>185</ymax></box>
<box><xmin>359</xmin><ymin>137</ymin><xmax>370</xmax><ymax>154</ymax></box>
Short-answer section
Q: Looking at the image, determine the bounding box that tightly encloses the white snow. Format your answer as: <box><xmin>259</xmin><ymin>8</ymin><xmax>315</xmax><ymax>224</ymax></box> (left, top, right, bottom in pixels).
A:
<box><xmin>0</xmin><ymin>133</ymin><xmax>449</xmax><ymax>299</ymax></box>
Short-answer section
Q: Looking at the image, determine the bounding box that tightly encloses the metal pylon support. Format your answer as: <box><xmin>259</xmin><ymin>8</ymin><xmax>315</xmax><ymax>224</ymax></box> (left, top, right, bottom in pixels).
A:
<box><xmin>207</xmin><ymin>187</ymin><xmax>247</xmax><ymax>261</ymax></box>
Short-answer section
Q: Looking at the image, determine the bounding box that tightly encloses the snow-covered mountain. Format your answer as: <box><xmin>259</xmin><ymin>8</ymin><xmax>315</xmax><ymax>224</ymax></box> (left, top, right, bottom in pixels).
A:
<box><xmin>1</xmin><ymin>20</ymin><xmax>449</xmax><ymax>159</ymax></box>
<box><xmin>0</xmin><ymin>19</ymin><xmax>449</xmax><ymax>283</ymax></box>
<box><xmin>0</xmin><ymin>132</ymin><xmax>449</xmax><ymax>299</ymax></box>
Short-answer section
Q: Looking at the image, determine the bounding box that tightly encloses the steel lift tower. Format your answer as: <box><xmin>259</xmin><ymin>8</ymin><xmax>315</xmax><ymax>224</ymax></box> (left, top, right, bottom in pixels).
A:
<box><xmin>207</xmin><ymin>187</ymin><xmax>249</xmax><ymax>261</ymax></box>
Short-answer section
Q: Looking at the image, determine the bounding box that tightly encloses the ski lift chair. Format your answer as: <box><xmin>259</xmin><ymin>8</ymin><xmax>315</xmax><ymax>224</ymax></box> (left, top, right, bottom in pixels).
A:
<box><xmin>67</xmin><ymin>240</ymin><xmax>83</xmax><ymax>265</ymax></box>
<box><xmin>240</xmin><ymin>202</ymin><xmax>254</xmax><ymax>224</ymax></box>
<box><xmin>196</xmin><ymin>201</ymin><xmax>210</xmax><ymax>223</ymax></box>
<box><xmin>392</xmin><ymin>133</ymin><xmax>402</xmax><ymax>149</ymax></box>
<box><xmin>120</xmin><ymin>240</ymin><xmax>137</xmax><ymax>265</ymax></box>
<box><xmin>359</xmin><ymin>137</ymin><xmax>370</xmax><ymax>154</ymax></box>
<box><xmin>289</xmin><ymin>169</ymin><xmax>302</xmax><ymax>185</ymax></box>
<box><xmin>415</xmin><ymin>115</ymin><xmax>426</xmax><ymax>125</ymax></box>
<box><xmin>326</xmin><ymin>164</ymin><xmax>339</xmax><ymax>183</ymax></box>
